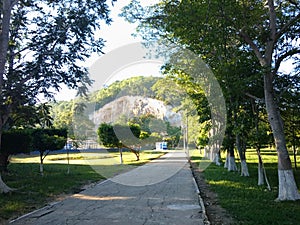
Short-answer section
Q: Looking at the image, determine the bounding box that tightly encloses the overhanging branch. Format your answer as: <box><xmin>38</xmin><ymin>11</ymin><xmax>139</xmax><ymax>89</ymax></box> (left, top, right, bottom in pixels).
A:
<box><xmin>274</xmin><ymin>48</ymin><xmax>300</xmax><ymax>74</ymax></box>
<box><xmin>275</xmin><ymin>13</ymin><xmax>300</xmax><ymax>42</ymax></box>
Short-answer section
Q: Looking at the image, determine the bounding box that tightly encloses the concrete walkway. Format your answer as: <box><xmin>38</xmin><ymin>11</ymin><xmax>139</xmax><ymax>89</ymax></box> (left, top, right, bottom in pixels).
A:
<box><xmin>10</xmin><ymin>151</ymin><xmax>207</xmax><ymax>225</ymax></box>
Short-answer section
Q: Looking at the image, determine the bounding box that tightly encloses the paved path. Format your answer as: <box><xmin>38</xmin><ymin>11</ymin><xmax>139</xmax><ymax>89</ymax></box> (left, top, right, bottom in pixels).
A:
<box><xmin>10</xmin><ymin>152</ymin><xmax>207</xmax><ymax>225</ymax></box>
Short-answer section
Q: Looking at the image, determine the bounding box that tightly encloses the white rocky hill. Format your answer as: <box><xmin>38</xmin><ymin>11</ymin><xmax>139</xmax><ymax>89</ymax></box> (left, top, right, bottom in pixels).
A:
<box><xmin>92</xmin><ymin>96</ymin><xmax>182</xmax><ymax>127</ymax></box>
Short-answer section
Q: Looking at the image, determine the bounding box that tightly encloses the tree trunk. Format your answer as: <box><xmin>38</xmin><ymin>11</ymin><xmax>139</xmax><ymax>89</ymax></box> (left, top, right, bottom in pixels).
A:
<box><xmin>203</xmin><ymin>147</ymin><xmax>209</xmax><ymax>159</ymax></box>
<box><xmin>214</xmin><ymin>150</ymin><xmax>221</xmax><ymax>166</ymax></box>
<box><xmin>228</xmin><ymin>156</ymin><xmax>237</xmax><ymax>172</ymax></box>
<box><xmin>40</xmin><ymin>153</ymin><xmax>44</xmax><ymax>176</ymax></box>
<box><xmin>0</xmin><ymin>174</ymin><xmax>13</xmax><ymax>193</ymax></box>
<box><xmin>258</xmin><ymin>162</ymin><xmax>264</xmax><ymax>186</ymax></box>
<box><xmin>0</xmin><ymin>0</ymin><xmax>14</xmax><ymax>194</ymax></box>
<box><xmin>240</xmin><ymin>160</ymin><xmax>249</xmax><ymax>176</ymax></box>
<box><xmin>256</xmin><ymin>147</ymin><xmax>271</xmax><ymax>190</ymax></box>
<box><xmin>227</xmin><ymin>145</ymin><xmax>237</xmax><ymax>171</ymax></box>
<box><xmin>224</xmin><ymin>151</ymin><xmax>229</xmax><ymax>168</ymax></box>
<box><xmin>236</xmin><ymin>135</ymin><xmax>249</xmax><ymax>176</ymax></box>
<box><xmin>129</xmin><ymin>147</ymin><xmax>140</xmax><ymax>161</ymax></box>
<box><xmin>277</xmin><ymin>170</ymin><xmax>300</xmax><ymax>201</ymax></box>
<box><xmin>264</xmin><ymin>73</ymin><xmax>300</xmax><ymax>201</ymax></box>
<box><xmin>119</xmin><ymin>148</ymin><xmax>123</xmax><ymax>164</ymax></box>
<box><xmin>257</xmin><ymin>147</ymin><xmax>264</xmax><ymax>185</ymax></box>
<box><xmin>0</xmin><ymin>152</ymin><xmax>9</xmax><ymax>173</ymax></box>
<box><xmin>209</xmin><ymin>146</ymin><xmax>214</xmax><ymax>161</ymax></box>
<box><xmin>0</xmin><ymin>131</ymin><xmax>13</xmax><ymax>193</ymax></box>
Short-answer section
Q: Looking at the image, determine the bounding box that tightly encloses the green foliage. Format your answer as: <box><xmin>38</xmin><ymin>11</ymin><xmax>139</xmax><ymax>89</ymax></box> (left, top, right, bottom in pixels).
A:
<box><xmin>0</xmin><ymin>0</ymin><xmax>115</xmax><ymax>161</ymax></box>
<box><xmin>122</xmin><ymin>1</ymin><xmax>300</xmax><ymax>166</ymax></box>
<box><xmin>0</xmin><ymin>130</ymin><xmax>33</xmax><ymax>172</ymax></box>
<box><xmin>92</xmin><ymin>76</ymin><xmax>160</xmax><ymax>110</ymax></box>
<box><xmin>1</xmin><ymin>130</ymin><xmax>33</xmax><ymax>155</ymax></box>
<box><xmin>97</xmin><ymin>123</ymin><xmax>121</xmax><ymax>148</ymax></box>
<box><xmin>129</xmin><ymin>114</ymin><xmax>181</xmax><ymax>148</ymax></box>
<box><xmin>52</xmin><ymin>76</ymin><xmax>185</xmax><ymax>146</ymax></box>
<box><xmin>32</xmin><ymin>128</ymin><xmax>67</xmax><ymax>153</ymax></box>
<box><xmin>97</xmin><ymin>123</ymin><xmax>142</xmax><ymax>148</ymax></box>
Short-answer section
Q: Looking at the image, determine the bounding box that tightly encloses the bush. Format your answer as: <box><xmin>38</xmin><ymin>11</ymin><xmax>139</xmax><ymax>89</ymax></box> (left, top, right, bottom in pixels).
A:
<box><xmin>0</xmin><ymin>129</ymin><xmax>33</xmax><ymax>172</ymax></box>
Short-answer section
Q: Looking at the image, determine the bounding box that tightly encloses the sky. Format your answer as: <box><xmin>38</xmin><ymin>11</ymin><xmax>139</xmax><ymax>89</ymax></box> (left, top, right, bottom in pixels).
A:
<box><xmin>53</xmin><ymin>0</ymin><xmax>296</xmax><ymax>101</ymax></box>
<box><xmin>54</xmin><ymin>0</ymin><xmax>161</xmax><ymax>101</ymax></box>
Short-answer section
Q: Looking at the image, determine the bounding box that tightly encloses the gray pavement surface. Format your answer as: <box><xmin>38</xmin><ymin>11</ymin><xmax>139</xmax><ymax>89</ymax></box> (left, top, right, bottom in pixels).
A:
<box><xmin>10</xmin><ymin>151</ymin><xmax>207</xmax><ymax>225</ymax></box>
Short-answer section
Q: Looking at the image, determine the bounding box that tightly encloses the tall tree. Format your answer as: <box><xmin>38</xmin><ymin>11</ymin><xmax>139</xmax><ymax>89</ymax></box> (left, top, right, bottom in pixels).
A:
<box><xmin>32</xmin><ymin>128</ymin><xmax>67</xmax><ymax>176</ymax></box>
<box><xmin>122</xmin><ymin>0</ymin><xmax>300</xmax><ymax>200</ymax></box>
<box><xmin>237</xmin><ymin>0</ymin><xmax>300</xmax><ymax>201</ymax></box>
<box><xmin>0</xmin><ymin>0</ymin><xmax>115</xmax><ymax>193</ymax></box>
<box><xmin>97</xmin><ymin>123</ymin><xmax>142</xmax><ymax>162</ymax></box>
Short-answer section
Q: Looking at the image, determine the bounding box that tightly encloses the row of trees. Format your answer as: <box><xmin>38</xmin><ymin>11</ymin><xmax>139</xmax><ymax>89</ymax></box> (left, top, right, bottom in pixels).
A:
<box><xmin>122</xmin><ymin>0</ymin><xmax>300</xmax><ymax>201</ymax></box>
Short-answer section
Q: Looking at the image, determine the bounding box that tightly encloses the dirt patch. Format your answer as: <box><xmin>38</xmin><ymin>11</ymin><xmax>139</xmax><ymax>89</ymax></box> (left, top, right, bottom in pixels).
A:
<box><xmin>190</xmin><ymin>162</ymin><xmax>235</xmax><ymax>225</ymax></box>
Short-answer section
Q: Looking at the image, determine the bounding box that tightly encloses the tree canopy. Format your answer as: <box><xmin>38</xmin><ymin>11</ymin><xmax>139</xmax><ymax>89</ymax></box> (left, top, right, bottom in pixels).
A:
<box><xmin>0</xmin><ymin>0</ymin><xmax>115</xmax><ymax>193</ymax></box>
<box><xmin>121</xmin><ymin>0</ymin><xmax>300</xmax><ymax>200</ymax></box>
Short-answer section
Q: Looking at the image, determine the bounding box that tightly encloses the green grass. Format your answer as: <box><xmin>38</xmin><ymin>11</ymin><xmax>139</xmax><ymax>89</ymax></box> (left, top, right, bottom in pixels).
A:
<box><xmin>1</xmin><ymin>150</ymin><xmax>165</xmax><ymax>221</ymax></box>
<box><xmin>191</xmin><ymin>149</ymin><xmax>300</xmax><ymax>225</ymax></box>
<box><xmin>1</xmin><ymin>163</ymin><xmax>103</xmax><ymax>221</ymax></box>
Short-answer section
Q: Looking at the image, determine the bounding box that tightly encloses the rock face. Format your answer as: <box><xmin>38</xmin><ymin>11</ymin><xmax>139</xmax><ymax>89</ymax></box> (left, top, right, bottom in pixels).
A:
<box><xmin>92</xmin><ymin>96</ymin><xmax>181</xmax><ymax>127</ymax></box>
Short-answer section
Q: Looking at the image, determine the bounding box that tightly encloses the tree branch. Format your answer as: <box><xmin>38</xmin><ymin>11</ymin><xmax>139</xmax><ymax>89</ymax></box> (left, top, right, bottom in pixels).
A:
<box><xmin>287</xmin><ymin>0</ymin><xmax>300</xmax><ymax>10</ymax></box>
<box><xmin>245</xmin><ymin>92</ymin><xmax>265</xmax><ymax>103</ymax></box>
<box><xmin>265</xmin><ymin>0</ymin><xmax>277</xmax><ymax>62</ymax></box>
<box><xmin>275</xmin><ymin>12</ymin><xmax>300</xmax><ymax>43</ymax></box>
<box><xmin>239</xmin><ymin>29</ymin><xmax>266</xmax><ymax>66</ymax></box>
<box><xmin>274</xmin><ymin>48</ymin><xmax>300</xmax><ymax>74</ymax></box>
<box><xmin>268</xmin><ymin>0</ymin><xmax>277</xmax><ymax>40</ymax></box>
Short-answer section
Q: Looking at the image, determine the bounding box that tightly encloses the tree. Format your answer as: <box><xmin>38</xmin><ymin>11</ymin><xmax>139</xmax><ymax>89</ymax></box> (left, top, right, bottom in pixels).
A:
<box><xmin>32</xmin><ymin>128</ymin><xmax>67</xmax><ymax>176</ymax></box>
<box><xmin>0</xmin><ymin>0</ymin><xmax>115</xmax><ymax>193</ymax></box>
<box><xmin>237</xmin><ymin>0</ymin><xmax>300</xmax><ymax>201</ymax></box>
<box><xmin>122</xmin><ymin>0</ymin><xmax>300</xmax><ymax>201</ymax></box>
<box><xmin>97</xmin><ymin>123</ymin><xmax>142</xmax><ymax>163</ymax></box>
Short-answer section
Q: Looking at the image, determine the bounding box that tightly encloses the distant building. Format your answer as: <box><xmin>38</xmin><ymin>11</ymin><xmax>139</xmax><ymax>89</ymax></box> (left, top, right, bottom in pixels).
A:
<box><xmin>156</xmin><ymin>142</ymin><xmax>168</xmax><ymax>150</ymax></box>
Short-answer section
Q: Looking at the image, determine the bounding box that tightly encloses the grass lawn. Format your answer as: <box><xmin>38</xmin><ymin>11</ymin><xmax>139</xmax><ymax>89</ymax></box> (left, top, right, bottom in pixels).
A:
<box><xmin>191</xmin><ymin>148</ymin><xmax>300</xmax><ymax>225</ymax></box>
<box><xmin>0</xmin><ymin>150</ymin><xmax>165</xmax><ymax>222</ymax></box>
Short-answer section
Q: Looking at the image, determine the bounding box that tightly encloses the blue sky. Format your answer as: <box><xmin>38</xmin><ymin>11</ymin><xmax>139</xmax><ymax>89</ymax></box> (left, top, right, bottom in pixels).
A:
<box><xmin>54</xmin><ymin>0</ymin><xmax>296</xmax><ymax>101</ymax></box>
<box><xmin>54</xmin><ymin>0</ymin><xmax>160</xmax><ymax>101</ymax></box>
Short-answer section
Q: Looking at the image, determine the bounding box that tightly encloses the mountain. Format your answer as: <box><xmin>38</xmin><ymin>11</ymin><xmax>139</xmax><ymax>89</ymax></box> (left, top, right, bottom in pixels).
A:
<box><xmin>51</xmin><ymin>76</ymin><xmax>184</xmax><ymax>135</ymax></box>
<box><xmin>92</xmin><ymin>95</ymin><xmax>181</xmax><ymax>127</ymax></box>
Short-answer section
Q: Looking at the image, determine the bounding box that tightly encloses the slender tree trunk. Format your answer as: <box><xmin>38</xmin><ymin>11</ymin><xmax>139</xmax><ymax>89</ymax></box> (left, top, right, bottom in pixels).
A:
<box><xmin>256</xmin><ymin>147</ymin><xmax>271</xmax><ymax>190</ymax></box>
<box><xmin>214</xmin><ymin>150</ymin><xmax>221</xmax><ymax>166</ymax></box>
<box><xmin>119</xmin><ymin>148</ymin><xmax>123</xmax><ymax>164</ymax></box>
<box><xmin>40</xmin><ymin>153</ymin><xmax>44</xmax><ymax>176</ymax></box>
<box><xmin>0</xmin><ymin>174</ymin><xmax>12</xmax><ymax>193</ymax></box>
<box><xmin>236</xmin><ymin>135</ymin><xmax>249</xmax><ymax>176</ymax></box>
<box><xmin>224</xmin><ymin>151</ymin><xmax>229</xmax><ymax>168</ymax></box>
<box><xmin>0</xmin><ymin>152</ymin><xmax>9</xmax><ymax>173</ymax></box>
<box><xmin>264</xmin><ymin>73</ymin><xmax>300</xmax><ymax>201</ymax></box>
<box><xmin>293</xmin><ymin>144</ymin><xmax>297</xmax><ymax>170</ymax></box>
<box><xmin>203</xmin><ymin>147</ymin><xmax>209</xmax><ymax>159</ymax></box>
<box><xmin>257</xmin><ymin>147</ymin><xmax>264</xmax><ymax>185</ymax></box>
<box><xmin>228</xmin><ymin>157</ymin><xmax>237</xmax><ymax>172</ymax></box>
<box><xmin>0</xmin><ymin>0</ymin><xmax>15</xmax><ymax>194</ymax></box>
<box><xmin>129</xmin><ymin>147</ymin><xmax>140</xmax><ymax>161</ymax></box>
<box><xmin>209</xmin><ymin>146</ymin><xmax>214</xmax><ymax>161</ymax></box>
<box><xmin>0</xmin><ymin>132</ymin><xmax>13</xmax><ymax>193</ymax></box>
<box><xmin>228</xmin><ymin>145</ymin><xmax>237</xmax><ymax>172</ymax></box>
<box><xmin>258</xmin><ymin>161</ymin><xmax>264</xmax><ymax>185</ymax></box>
